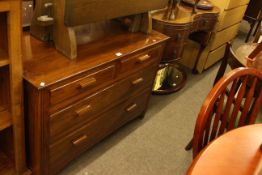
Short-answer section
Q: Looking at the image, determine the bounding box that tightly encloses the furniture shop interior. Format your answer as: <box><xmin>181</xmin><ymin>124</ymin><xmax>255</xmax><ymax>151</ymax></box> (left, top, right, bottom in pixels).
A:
<box><xmin>0</xmin><ymin>0</ymin><xmax>261</xmax><ymax>175</ymax></box>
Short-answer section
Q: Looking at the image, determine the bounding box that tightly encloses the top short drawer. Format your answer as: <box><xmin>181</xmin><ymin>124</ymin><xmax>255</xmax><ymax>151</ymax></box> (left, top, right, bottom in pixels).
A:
<box><xmin>119</xmin><ymin>46</ymin><xmax>162</xmax><ymax>74</ymax></box>
<box><xmin>49</xmin><ymin>64</ymin><xmax>116</xmax><ymax>105</ymax></box>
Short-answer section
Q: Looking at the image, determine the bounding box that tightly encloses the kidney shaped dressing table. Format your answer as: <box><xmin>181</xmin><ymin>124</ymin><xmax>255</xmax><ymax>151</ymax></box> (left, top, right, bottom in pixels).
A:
<box><xmin>152</xmin><ymin>0</ymin><xmax>219</xmax><ymax>94</ymax></box>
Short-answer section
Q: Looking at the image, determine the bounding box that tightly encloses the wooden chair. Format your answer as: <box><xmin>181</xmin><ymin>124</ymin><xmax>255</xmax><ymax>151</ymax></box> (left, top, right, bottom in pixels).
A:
<box><xmin>213</xmin><ymin>43</ymin><xmax>244</xmax><ymax>85</ymax></box>
<box><xmin>254</xmin><ymin>25</ymin><xmax>262</xmax><ymax>43</ymax></box>
<box><xmin>192</xmin><ymin>67</ymin><xmax>262</xmax><ymax>158</ymax></box>
<box><xmin>185</xmin><ymin>42</ymin><xmax>262</xmax><ymax>151</ymax></box>
<box><xmin>244</xmin><ymin>0</ymin><xmax>262</xmax><ymax>43</ymax></box>
<box><xmin>184</xmin><ymin>43</ymin><xmax>243</xmax><ymax>151</ymax></box>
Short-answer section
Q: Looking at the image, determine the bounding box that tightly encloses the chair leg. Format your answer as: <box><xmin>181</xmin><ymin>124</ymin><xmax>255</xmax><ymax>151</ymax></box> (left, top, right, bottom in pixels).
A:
<box><xmin>245</xmin><ymin>21</ymin><xmax>256</xmax><ymax>43</ymax></box>
<box><xmin>185</xmin><ymin>138</ymin><xmax>193</xmax><ymax>151</ymax></box>
<box><xmin>253</xmin><ymin>20</ymin><xmax>261</xmax><ymax>36</ymax></box>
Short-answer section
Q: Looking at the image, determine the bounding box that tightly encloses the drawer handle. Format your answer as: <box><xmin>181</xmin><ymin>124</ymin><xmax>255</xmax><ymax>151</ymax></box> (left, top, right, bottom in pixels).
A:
<box><xmin>137</xmin><ymin>54</ymin><xmax>151</xmax><ymax>63</ymax></box>
<box><xmin>72</xmin><ymin>135</ymin><xmax>88</xmax><ymax>146</ymax></box>
<box><xmin>126</xmin><ymin>103</ymin><xmax>137</xmax><ymax>112</ymax></box>
<box><xmin>75</xmin><ymin>105</ymin><xmax>92</xmax><ymax>117</ymax></box>
<box><xmin>132</xmin><ymin>77</ymin><xmax>144</xmax><ymax>85</ymax></box>
<box><xmin>78</xmin><ymin>77</ymin><xmax>96</xmax><ymax>89</ymax></box>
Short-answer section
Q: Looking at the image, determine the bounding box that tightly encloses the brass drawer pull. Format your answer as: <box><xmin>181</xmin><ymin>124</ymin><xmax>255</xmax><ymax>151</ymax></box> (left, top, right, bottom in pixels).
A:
<box><xmin>137</xmin><ymin>54</ymin><xmax>151</xmax><ymax>63</ymax></box>
<box><xmin>75</xmin><ymin>105</ymin><xmax>92</xmax><ymax>117</ymax></box>
<box><xmin>78</xmin><ymin>77</ymin><xmax>96</xmax><ymax>89</ymax></box>
<box><xmin>132</xmin><ymin>77</ymin><xmax>144</xmax><ymax>85</ymax></box>
<box><xmin>126</xmin><ymin>103</ymin><xmax>137</xmax><ymax>112</ymax></box>
<box><xmin>72</xmin><ymin>135</ymin><xmax>88</xmax><ymax>146</ymax></box>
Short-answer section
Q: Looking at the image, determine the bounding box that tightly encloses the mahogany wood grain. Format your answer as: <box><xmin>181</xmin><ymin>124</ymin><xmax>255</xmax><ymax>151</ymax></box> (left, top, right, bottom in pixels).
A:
<box><xmin>49</xmin><ymin>90</ymin><xmax>150</xmax><ymax>175</ymax></box>
<box><xmin>31</xmin><ymin>0</ymin><xmax>167</xmax><ymax>58</ymax></box>
<box><xmin>49</xmin><ymin>64</ymin><xmax>116</xmax><ymax>106</ymax></box>
<box><xmin>187</xmin><ymin>124</ymin><xmax>262</xmax><ymax>175</ymax></box>
<box><xmin>192</xmin><ymin>68</ymin><xmax>262</xmax><ymax>158</ymax></box>
<box><xmin>22</xmin><ymin>31</ymin><xmax>168</xmax><ymax>88</ymax></box>
<box><xmin>23</xmin><ymin>31</ymin><xmax>168</xmax><ymax>175</ymax></box>
<box><xmin>49</xmin><ymin>64</ymin><xmax>157</xmax><ymax>143</ymax></box>
<box><xmin>64</xmin><ymin>0</ymin><xmax>168</xmax><ymax>26</ymax></box>
<box><xmin>152</xmin><ymin>3</ymin><xmax>219</xmax><ymax>63</ymax></box>
<box><xmin>119</xmin><ymin>46</ymin><xmax>162</xmax><ymax>74</ymax></box>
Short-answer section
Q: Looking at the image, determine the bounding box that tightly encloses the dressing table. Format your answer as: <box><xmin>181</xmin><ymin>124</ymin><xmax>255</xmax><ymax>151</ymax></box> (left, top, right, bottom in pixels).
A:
<box><xmin>151</xmin><ymin>0</ymin><xmax>219</xmax><ymax>94</ymax></box>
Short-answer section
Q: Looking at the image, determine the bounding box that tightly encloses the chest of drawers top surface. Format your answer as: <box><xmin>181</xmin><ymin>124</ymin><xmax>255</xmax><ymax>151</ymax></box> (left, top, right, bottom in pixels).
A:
<box><xmin>22</xmin><ymin>31</ymin><xmax>169</xmax><ymax>88</ymax></box>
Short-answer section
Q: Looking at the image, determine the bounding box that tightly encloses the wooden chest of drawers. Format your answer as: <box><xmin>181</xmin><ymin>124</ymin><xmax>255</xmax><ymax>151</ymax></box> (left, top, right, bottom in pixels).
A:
<box><xmin>22</xmin><ymin>31</ymin><xmax>168</xmax><ymax>175</ymax></box>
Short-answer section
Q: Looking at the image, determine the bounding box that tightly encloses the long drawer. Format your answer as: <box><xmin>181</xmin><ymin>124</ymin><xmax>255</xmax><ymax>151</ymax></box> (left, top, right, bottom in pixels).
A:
<box><xmin>49</xmin><ymin>63</ymin><xmax>157</xmax><ymax>143</ymax></box>
<box><xmin>204</xmin><ymin>44</ymin><xmax>226</xmax><ymax>69</ymax></box>
<box><xmin>218</xmin><ymin>5</ymin><xmax>247</xmax><ymax>31</ymax></box>
<box><xmin>210</xmin><ymin>0</ymin><xmax>249</xmax><ymax>11</ymax></box>
<box><xmin>225</xmin><ymin>0</ymin><xmax>249</xmax><ymax>10</ymax></box>
<box><xmin>48</xmin><ymin>91</ymin><xmax>150</xmax><ymax>175</ymax></box>
<box><xmin>211</xmin><ymin>23</ymin><xmax>240</xmax><ymax>50</ymax></box>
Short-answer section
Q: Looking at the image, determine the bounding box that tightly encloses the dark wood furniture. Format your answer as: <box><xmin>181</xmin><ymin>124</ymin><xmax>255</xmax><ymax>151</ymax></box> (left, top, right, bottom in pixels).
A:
<box><xmin>22</xmin><ymin>30</ymin><xmax>168</xmax><ymax>175</ymax></box>
<box><xmin>0</xmin><ymin>1</ymin><xmax>30</xmax><ymax>174</ymax></box>
<box><xmin>215</xmin><ymin>42</ymin><xmax>262</xmax><ymax>85</ymax></box>
<box><xmin>30</xmin><ymin>0</ymin><xmax>168</xmax><ymax>59</ymax></box>
<box><xmin>244</xmin><ymin>0</ymin><xmax>262</xmax><ymax>42</ymax></box>
<box><xmin>185</xmin><ymin>42</ymin><xmax>243</xmax><ymax>151</ymax></box>
<box><xmin>151</xmin><ymin>2</ymin><xmax>219</xmax><ymax>94</ymax></box>
<box><xmin>191</xmin><ymin>67</ymin><xmax>262</xmax><ymax>158</ymax></box>
<box><xmin>187</xmin><ymin>124</ymin><xmax>262</xmax><ymax>175</ymax></box>
<box><xmin>213</xmin><ymin>42</ymin><xmax>245</xmax><ymax>85</ymax></box>
<box><xmin>185</xmin><ymin>50</ymin><xmax>262</xmax><ymax>150</ymax></box>
<box><xmin>254</xmin><ymin>25</ymin><xmax>262</xmax><ymax>43</ymax></box>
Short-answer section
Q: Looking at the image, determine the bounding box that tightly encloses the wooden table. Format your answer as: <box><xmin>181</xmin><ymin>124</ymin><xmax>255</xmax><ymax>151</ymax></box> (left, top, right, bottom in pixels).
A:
<box><xmin>187</xmin><ymin>124</ymin><xmax>262</xmax><ymax>175</ymax></box>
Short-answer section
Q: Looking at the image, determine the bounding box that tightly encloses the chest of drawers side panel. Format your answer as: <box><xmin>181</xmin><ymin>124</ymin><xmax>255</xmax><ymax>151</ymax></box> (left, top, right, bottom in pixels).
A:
<box><xmin>24</xmin><ymin>82</ymin><xmax>50</xmax><ymax>175</ymax></box>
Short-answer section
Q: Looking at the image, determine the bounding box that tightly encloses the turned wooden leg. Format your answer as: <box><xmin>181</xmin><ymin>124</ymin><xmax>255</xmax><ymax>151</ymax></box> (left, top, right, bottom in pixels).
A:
<box><xmin>245</xmin><ymin>21</ymin><xmax>256</xmax><ymax>43</ymax></box>
<box><xmin>253</xmin><ymin>20</ymin><xmax>261</xmax><ymax>36</ymax></box>
<box><xmin>185</xmin><ymin>138</ymin><xmax>193</xmax><ymax>151</ymax></box>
